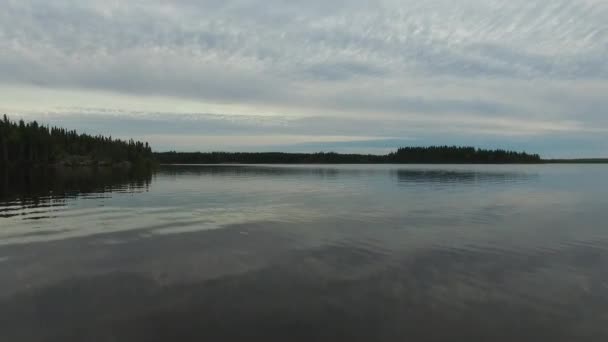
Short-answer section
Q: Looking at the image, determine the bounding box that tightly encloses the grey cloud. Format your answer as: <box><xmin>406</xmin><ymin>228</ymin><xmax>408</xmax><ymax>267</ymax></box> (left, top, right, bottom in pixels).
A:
<box><xmin>12</xmin><ymin>109</ymin><xmax>587</xmax><ymax>142</ymax></box>
<box><xmin>14</xmin><ymin>111</ymin><xmax>606</xmax><ymax>157</ymax></box>
<box><xmin>327</xmin><ymin>94</ymin><xmax>519</xmax><ymax>116</ymax></box>
<box><xmin>3</xmin><ymin>0</ymin><xmax>607</xmax><ymax>84</ymax></box>
<box><xmin>1</xmin><ymin>0</ymin><xmax>608</xmax><ymax>156</ymax></box>
<box><xmin>304</xmin><ymin>62</ymin><xmax>387</xmax><ymax>81</ymax></box>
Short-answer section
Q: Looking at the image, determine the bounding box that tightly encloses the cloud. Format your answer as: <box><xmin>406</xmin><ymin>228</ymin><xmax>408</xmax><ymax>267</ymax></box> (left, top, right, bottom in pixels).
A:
<box><xmin>303</xmin><ymin>62</ymin><xmax>387</xmax><ymax>81</ymax></box>
<box><xmin>0</xmin><ymin>0</ymin><xmax>607</xmax><ymax>156</ymax></box>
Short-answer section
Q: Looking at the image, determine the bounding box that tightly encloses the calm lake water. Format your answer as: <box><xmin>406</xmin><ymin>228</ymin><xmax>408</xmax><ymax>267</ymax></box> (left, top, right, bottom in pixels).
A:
<box><xmin>1</xmin><ymin>164</ymin><xmax>607</xmax><ymax>341</ymax></box>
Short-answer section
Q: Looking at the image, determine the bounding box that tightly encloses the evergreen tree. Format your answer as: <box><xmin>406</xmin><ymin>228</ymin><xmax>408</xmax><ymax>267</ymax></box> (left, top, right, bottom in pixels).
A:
<box><xmin>0</xmin><ymin>115</ymin><xmax>153</xmax><ymax>166</ymax></box>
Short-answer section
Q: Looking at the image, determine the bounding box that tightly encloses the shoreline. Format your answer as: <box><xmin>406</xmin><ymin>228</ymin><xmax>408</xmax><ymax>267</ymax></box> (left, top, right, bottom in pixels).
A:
<box><xmin>157</xmin><ymin>160</ymin><xmax>608</xmax><ymax>165</ymax></box>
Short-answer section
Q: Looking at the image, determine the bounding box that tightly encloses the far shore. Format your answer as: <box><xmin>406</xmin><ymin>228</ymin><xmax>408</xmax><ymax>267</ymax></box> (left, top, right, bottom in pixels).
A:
<box><xmin>156</xmin><ymin>160</ymin><xmax>608</xmax><ymax>165</ymax></box>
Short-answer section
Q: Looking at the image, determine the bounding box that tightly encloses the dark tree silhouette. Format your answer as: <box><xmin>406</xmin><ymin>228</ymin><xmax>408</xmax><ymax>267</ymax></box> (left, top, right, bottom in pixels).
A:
<box><xmin>387</xmin><ymin>146</ymin><xmax>541</xmax><ymax>164</ymax></box>
<box><xmin>0</xmin><ymin>115</ymin><xmax>153</xmax><ymax>166</ymax></box>
<box><xmin>155</xmin><ymin>147</ymin><xmax>541</xmax><ymax>164</ymax></box>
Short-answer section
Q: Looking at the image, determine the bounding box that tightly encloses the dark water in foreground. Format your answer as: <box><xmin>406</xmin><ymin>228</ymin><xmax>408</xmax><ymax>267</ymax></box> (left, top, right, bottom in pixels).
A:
<box><xmin>1</xmin><ymin>164</ymin><xmax>608</xmax><ymax>341</ymax></box>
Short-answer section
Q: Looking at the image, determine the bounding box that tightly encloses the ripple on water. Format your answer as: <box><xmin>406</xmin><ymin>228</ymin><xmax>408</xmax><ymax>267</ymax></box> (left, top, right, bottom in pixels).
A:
<box><xmin>1</xmin><ymin>165</ymin><xmax>608</xmax><ymax>341</ymax></box>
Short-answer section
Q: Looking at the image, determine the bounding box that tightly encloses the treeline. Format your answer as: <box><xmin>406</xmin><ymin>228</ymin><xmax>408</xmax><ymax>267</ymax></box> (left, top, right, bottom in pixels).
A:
<box><xmin>544</xmin><ymin>158</ymin><xmax>608</xmax><ymax>164</ymax></box>
<box><xmin>388</xmin><ymin>146</ymin><xmax>541</xmax><ymax>163</ymax></box>
<box><xmin>155</xmin><ymin>147</ymin><xmax>541</xmax><ymax>164</ymax></box>
<box><xmin>0</xmin><ymin>115</ymin><xmax>153</xmax><ymax>166</ymax></box>
<box><xmin>155</xmin><ymin>151</ymin><xmax>385</xmax><ymax>164</ymax></box>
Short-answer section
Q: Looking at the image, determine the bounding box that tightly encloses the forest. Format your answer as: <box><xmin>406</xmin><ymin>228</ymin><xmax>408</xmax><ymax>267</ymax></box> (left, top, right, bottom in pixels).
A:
<box><xmin>0</xmin><ymin>115</ymin><xmax>154</xmax><ymax>166</ymax></box>
<box><xmin>155</xmin><ymin>147</ymin><xmax>542</xmax><ymax>164</ymax></box>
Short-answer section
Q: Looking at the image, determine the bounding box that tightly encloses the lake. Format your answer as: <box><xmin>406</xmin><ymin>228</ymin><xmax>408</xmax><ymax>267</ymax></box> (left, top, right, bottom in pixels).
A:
<box><xmin>1</xmin><ymin>164</ymin><xmax>607</xmax><ymax>341</ymax></box>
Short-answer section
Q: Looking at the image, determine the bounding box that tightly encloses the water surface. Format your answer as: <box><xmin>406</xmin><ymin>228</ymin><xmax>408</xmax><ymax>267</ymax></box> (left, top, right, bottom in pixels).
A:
<box><xmin>1</xmin><ymin>164</ymin><xmax>607</xmax><ymax>341</ymax></box>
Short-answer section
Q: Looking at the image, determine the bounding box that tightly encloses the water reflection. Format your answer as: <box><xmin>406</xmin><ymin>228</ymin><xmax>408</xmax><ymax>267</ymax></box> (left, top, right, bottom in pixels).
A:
<box><xmin>0</xmin><ymin>166</ymin><xmax>152</xmax><ymax>219</ymax></box>
<box><xmin>392</xmin><ymin>168</ymin><xmax>534</xmax><ymax>185</ymax></box>
<box><xmin>0</xmin><ymin>164</ymin><xmax>607</xmax><ymax>341</ymax></box>
<box><xmin>161</xmin><ymin>164</ymin><xmax>342</xmax><ymax>178</ymax></box>
<box><xmin>161</xmin><ymin>164</ymin><xmax>535</xmax><ymax>184</ymax></box>
<box><xmin>2</xmin><ymin>229</ymin><xmax>607</xmax><ymax>342</ymax></box>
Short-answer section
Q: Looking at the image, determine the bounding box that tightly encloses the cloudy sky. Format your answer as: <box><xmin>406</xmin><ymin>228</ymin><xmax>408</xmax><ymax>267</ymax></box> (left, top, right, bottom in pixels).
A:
<box><xmin>1</xmin><ymin>0</ymin><xmax>607</xmax><ymax>157</ymax></box>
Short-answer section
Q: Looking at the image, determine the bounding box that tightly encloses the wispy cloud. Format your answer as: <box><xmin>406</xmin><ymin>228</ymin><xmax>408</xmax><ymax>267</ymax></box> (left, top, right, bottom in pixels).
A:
<box><xmin>0</xmin><ymin>0</ymin><xmax>607</xmax><ymax>156</ymax></box>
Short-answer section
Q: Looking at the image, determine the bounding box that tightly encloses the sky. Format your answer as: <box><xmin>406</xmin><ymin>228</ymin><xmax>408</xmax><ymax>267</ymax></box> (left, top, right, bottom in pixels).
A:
<box><xmin>1</xmin><ymin>0</ymin><xmax>607</xmax><ymax>157</ymax></box>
